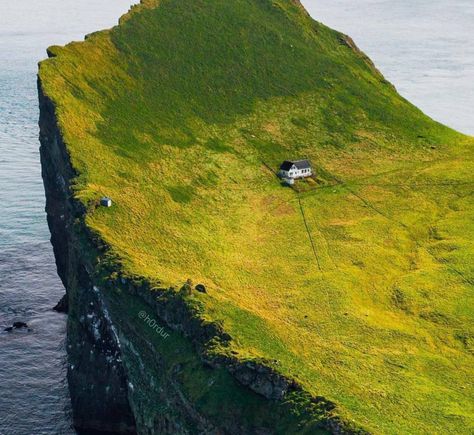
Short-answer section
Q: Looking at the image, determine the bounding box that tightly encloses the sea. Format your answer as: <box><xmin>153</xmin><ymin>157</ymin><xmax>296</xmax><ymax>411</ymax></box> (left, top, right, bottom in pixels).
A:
<box><xmin>0</xmin><ymin>1</ymin><xmax>138</xmax><ymax>434</ymax></box>
<box><xmin>0</xmin><ymin>0</ymin><xmax>472</xmax><ymax>434</ymax></box>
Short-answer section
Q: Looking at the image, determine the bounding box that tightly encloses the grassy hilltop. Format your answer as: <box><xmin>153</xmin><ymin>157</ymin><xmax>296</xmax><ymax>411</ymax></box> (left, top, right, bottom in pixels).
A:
<box><xmin>39</xmin><ymin>0</ymin><xmax>474</xmax><ymax>433</ymax></box>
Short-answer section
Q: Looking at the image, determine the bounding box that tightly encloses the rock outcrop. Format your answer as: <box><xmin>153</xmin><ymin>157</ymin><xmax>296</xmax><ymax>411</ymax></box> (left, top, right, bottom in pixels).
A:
<box><xmin>53</xmin><ymin>294</ymin><xmax>68</xmax><ymax>313</ymax></box>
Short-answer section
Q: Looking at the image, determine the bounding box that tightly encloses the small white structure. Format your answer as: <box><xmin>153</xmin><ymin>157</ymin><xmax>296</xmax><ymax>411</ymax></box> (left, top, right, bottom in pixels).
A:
<box><xmin>100</xmin><ymin>197</ymin><xmax>112</xmax><ymax>208</ymax></box>
<box><xmin>278</xmin><ymin>159</ymin><xmax>313</xmax><ymax>179</ymax></box>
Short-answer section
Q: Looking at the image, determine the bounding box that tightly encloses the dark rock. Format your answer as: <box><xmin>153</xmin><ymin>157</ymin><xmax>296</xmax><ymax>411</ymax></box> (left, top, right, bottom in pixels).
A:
<box><xmin>312</xmin><ymin>395</ymin><xmax>336</xmax><ymax>411</ymax></box>
<box><xmin>228</xmin><ymin>360</ymin><xmax>294</xmax><ymax>400</ymax></box>
<box><xmin>53</xmin><ymin>294</ymin><xmax>69</xmax><ymax>313</ymax></box>
<box><xmin>4</xmin><ymin>322</ymin><xmax>28</xmax><ymax>331</ymax></box>
<box><xmin>195</xmin><ymin>284</ymin><xmax>207</xmax><ymax>293</ymax></box>
<box><xmin>179</xmin><ymin>282</ymin><xmax>192</xmax><ymax>297</ymax></box>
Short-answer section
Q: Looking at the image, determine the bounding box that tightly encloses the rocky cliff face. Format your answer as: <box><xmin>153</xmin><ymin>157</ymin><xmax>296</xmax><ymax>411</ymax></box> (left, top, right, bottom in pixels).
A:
<box><xmin>39</xmin><ymin>82</ymin><xmax>137</xmax><ymax>434</ymax></box>
<box><xmin>38</xmin><ymin>77</ymin><xmax>362</xmax><ymax>435</ymax></box>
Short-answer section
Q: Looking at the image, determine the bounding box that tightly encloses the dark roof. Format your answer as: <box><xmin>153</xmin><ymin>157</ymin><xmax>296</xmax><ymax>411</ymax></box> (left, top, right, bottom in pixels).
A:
<box><xmin>279</xmin><ymin>159</ymin><xmax>311</xmax><ymax>171</ymax></box>
<box><xmin>294</xmin><ymin>159</ymin><xmax>311</xmax><ymax>170</ymax></box>
<box><xmin>279</xmin><ymin>161</ymin><xmax>294</xmax><ymax>171</ymax></box>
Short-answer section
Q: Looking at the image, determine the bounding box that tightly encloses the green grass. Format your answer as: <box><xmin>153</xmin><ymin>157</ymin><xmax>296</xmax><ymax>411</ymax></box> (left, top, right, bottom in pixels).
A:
<box><xmin>39</xmin><ymin>0</ymin><xmax>474</xmax><ymax>433</ymax></box>
<box><xmin>103</xmin><ymin>286</ymin><xmax>331</xmax><ymax>434</ymax></box>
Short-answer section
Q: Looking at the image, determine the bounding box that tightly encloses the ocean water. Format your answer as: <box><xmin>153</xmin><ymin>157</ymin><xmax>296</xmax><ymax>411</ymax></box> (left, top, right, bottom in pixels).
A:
<box><xmin>0</xmin><ymin>1</ymin><xmax>471</xmax><ymax>434</ymax></box>
<box><xmin>303</xmin><ymin>0</ymin><xmax>474</xmax><ymax>135</ymax></box>
<box><xmin>0</xmin><ymin>1</ymin><xmax>137</xmax><ymax>434</ymax></box>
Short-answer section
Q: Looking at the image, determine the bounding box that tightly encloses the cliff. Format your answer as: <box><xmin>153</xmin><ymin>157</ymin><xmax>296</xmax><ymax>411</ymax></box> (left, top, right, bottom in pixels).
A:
<box><xmin>38</xmin><ymin>0</ymin><xmax>474</xmax><ymax>433</ymax></box>
<box><xmin>38</xmin><ymin>80</ymin><xmax>358</xmax><ymax>435</ymax></box>
<box><xmin>39</xmin><ymin>85</ymin><xmax>136</xmax><ymax>433</ymax></box>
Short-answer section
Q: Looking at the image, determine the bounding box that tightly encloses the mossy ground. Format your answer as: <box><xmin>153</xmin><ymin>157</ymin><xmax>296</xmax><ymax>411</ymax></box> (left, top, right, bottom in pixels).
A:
<box><xmin>39</xmin><ymin>0</ymin><xmax>474</xmax><ymax>433</ymax></box>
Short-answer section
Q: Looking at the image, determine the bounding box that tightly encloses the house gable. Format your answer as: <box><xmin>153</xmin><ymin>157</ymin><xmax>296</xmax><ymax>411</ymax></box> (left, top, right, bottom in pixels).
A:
<box><xmin>279</xmin><ymin>161</ymin><xmax>294</xmax><ymax>171</ymax></box>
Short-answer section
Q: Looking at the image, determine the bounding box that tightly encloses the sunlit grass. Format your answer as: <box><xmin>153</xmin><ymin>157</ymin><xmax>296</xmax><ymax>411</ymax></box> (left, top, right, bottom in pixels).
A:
<box><xmin>39</xmin><ymin>0</ymin><xmax>474</xmax><ymax>433</ymax></box>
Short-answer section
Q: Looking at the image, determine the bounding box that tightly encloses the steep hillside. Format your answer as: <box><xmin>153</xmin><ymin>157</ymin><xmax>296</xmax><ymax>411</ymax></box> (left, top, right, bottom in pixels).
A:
<box><xmin>39</xmin><ymin>0</ymin><xmax>474</xmax><ymax>433</ymax></box>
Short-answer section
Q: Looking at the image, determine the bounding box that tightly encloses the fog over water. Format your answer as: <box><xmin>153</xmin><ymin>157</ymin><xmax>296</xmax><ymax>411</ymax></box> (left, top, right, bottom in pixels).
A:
<box><xmin>0</xmin><ymin>1</ymin><xmax>471</xmax><ymax>434</ymax></box>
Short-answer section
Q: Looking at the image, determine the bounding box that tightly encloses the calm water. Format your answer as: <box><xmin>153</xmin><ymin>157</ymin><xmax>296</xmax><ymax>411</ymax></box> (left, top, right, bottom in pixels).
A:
<box><xmin>0</xmin><ymin>1</ymin><xmax>137</xmax><ymax>434</ymax></box>
<box><xmin>0</xmin><ymin>0</ymin><xmax>471</xmax><ymax>434</ymax></box>
<box><xmin>303</xmin><ymin>0</ymin><xmax>474</xmax><ymax>135</ymax></box>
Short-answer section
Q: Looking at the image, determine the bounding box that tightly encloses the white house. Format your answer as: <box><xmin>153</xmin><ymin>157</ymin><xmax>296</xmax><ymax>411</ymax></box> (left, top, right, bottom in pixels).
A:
<box><xmin>278</xmin><ymin>160</ymin><xmax>313</xmax><ymax>179</ymax></box>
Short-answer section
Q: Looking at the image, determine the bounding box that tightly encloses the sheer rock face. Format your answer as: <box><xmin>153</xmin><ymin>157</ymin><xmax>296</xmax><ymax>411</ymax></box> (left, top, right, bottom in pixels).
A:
<box><xmin>39</xmin><ymin>83</ymin><xmax>137</xmax><ymax>434</ymax></box>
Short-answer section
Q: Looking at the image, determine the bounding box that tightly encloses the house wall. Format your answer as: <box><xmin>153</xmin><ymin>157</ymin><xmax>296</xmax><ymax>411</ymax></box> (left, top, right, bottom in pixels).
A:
<box><xmin>289</xmin><ymin>168</ymin><xmax>312</xmax><ymax>179</ymax></box>
<box><xmin>279</xmin><ymin>166</ymin><xmax>312</xmax><ymax>179</ymax></box>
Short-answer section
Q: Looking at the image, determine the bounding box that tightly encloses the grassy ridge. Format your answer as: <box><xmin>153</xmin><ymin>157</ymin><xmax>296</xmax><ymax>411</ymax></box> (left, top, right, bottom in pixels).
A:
<box><xmin>39</xmin><ymin>0</ymin><xmax>474</xmax><ymax>433</ymax></box>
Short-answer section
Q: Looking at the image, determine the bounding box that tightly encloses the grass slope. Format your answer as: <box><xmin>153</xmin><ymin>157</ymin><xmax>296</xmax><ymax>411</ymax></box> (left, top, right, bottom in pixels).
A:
<box><xmin>39</xmin><ymin>0</ymin><xmax>474</xmax><ymax>433</ymax></box>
